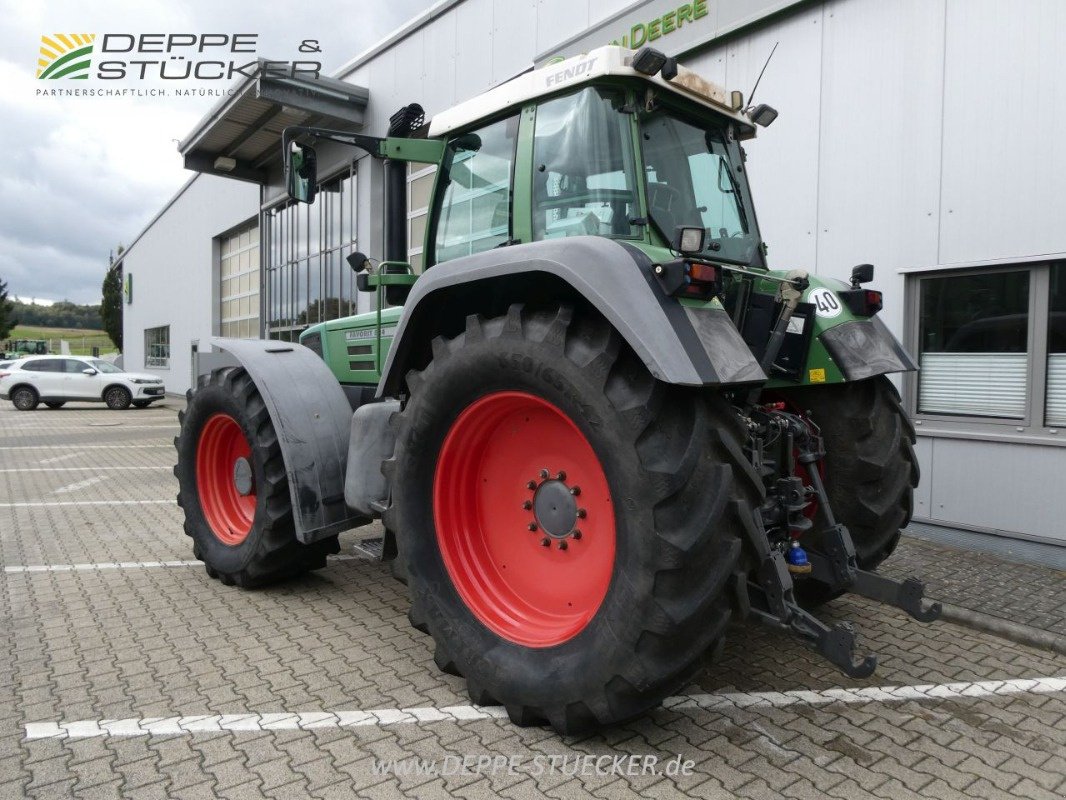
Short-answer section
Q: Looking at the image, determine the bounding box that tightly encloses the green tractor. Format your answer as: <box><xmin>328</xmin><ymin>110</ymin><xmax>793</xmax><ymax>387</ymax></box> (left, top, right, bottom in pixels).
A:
<box><xmin>4</xmin><ymin>339</ymin><xmax>48</xmax><ymax>360</ymax></box>
<box><xmin>174</xmin><ymin>45</ymin><xmax>939</xmax><ymax>733</ymax></box>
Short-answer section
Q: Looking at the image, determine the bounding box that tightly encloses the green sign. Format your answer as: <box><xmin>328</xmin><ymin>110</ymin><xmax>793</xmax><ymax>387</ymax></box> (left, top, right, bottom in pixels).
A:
<box><xmin>609</xmin><ymin>0</ymin><xmax>710</xmax><ymax>50</ymax></box>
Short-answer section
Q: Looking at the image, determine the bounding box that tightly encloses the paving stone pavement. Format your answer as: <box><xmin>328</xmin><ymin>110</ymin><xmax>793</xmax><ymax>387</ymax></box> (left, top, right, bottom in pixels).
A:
<box><xmin>1</xmin><ymin>400</ymin><xmax>1064</xmax><ymax>799</ymax></box>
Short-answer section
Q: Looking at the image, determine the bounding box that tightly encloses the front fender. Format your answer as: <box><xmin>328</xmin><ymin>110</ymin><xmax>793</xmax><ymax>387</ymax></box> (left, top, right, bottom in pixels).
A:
<box><xmin>377</xmin><ymin>236</ymin><xmax>765</xmax><ymax>397</ymax></box>
<box><xmin>209</xmin><ymin>338</ymin><xmax>368</xmax><ymax>543</ymax></box>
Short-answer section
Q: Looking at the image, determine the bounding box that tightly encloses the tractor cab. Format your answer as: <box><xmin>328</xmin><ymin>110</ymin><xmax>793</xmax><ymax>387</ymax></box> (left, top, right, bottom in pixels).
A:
<box><xmin>423</xmin><ymin>45</ymin><xmax>771</xmax><ymax>272</ymax></box>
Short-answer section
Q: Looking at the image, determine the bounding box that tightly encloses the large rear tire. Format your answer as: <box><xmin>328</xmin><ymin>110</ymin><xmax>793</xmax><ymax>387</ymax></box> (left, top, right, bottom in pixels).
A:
<box><xmin>174</xmin><ymin>367</ymin><xmax>339</xmax><ymax>587</ymax></box>
<box><xmin>384</xmin><ymin>305</ymin><xmax>760</xmax><ymax>734</ymax></box>
<box><xmin>783</xmin><ymin>376</ymin><xmax>918</xmax><ymax>604</ymax></box>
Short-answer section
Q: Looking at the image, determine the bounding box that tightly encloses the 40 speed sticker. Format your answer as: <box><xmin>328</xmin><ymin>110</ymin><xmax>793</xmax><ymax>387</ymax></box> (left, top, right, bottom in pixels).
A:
<box><xmin>808</xmin><ymin>287</ymin><xmax>843</xmax><ymax>318</ymax></box>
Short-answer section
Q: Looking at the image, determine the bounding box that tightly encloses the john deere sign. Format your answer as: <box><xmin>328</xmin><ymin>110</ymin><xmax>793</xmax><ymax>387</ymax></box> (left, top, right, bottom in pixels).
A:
<box><xmin>608</xmin><ymin>0</ymin><xmax>710</xmax><ymax>50</ymax></box>
<box><xmin>536</xmin><ymin>0</ymin><xmax>805</xmax><ymax>66</ymax></box>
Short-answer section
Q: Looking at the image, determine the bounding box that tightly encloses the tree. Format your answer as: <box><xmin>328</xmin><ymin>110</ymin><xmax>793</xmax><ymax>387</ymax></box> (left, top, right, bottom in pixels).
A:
<box><xmin>0</xmin><ymin>278</ymin><xmax>16</xmax><ymax>340</ymax></box>
<box><xmin>101</xmin><ymin>246</ymin><xmax>124</xmax><ymax>352</ymax></box>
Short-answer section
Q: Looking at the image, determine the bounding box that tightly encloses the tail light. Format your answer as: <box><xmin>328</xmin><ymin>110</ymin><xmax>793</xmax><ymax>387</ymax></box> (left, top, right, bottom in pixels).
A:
<box><xmin>839</xmin><ymin>288</ymin><xmax>883</xmax><ymax>316</ymax></box>
<box><xmin>654</xmin><ymin>259</ymin><xmax>721</xmax><ymax>299</ymax></box>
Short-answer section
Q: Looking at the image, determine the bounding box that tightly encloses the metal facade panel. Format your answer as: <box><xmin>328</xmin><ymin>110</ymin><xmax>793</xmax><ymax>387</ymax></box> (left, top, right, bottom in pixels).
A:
<box><xmin>492</xmin><ymin>0</ymin><xmax>538</xmax><ymax>84</ymax></box>
<box><xmin>537</xmin><ymin>0</ymin><xmax>591</xmax><ymax>55</ymax></box>
<box><xmin>686</xmin><ymin>6</ymin><xmax>824</xmax><ymax>271</ymax></box>
<box><xmin>815</xmin><ymin>0</ymin><xmax>944</xmax><ymax>338</ymax></box>
<box><xmin>391</xmin><ymin>31</ymin><xmax>427</xmax><ymax>118</ymax></box>
<box><xmin>913</xmin><ymin>436</ymin><xmax>933</xmax><ymax>518</ymax></box>
<box><xmin>455</xmin><ymin>0</ymin><xmax>494</xmax><ymax>102</ymax></box>
<box><xmin>926</xmin><ymin>437</ymin><xmax>1066</xmax><ymax>543</ymax></box>
<box><xmin>939</xmin><ymin>0</ymin><xmax>1066</xmax><ymax>264</ymax></box>
<box><xmin>422</xmin><ymin>8</ymin><xmax>459</xmax><ymax>115</ymax></box>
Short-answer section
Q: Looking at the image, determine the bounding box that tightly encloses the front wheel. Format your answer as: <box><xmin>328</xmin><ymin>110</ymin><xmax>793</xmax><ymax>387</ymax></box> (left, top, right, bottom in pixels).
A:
<box><xmin>105</xmin><ymin>386</ymin><xmax>132</xmax><ymax>410</ymax></box>
<box><xmin>385</xmin><ymin>306</ymin><xmax>759</xmax><ymax>734</ymax></box>
<box><xmin>174</xmin><ymin>367</ymin><xmax>338</xmax><ymax>587</ymax></box>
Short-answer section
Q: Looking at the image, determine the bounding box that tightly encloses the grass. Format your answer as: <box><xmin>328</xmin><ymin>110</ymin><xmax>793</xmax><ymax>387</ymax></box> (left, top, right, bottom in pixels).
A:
<box><xmin>5</xmin><ymin>325</ymin><xmax>117</xmax><ymax>357</ymax></box>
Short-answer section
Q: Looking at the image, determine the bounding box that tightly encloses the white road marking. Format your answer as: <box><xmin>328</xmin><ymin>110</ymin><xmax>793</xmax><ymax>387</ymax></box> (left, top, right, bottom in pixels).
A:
<box><xmin>7</xmin><ymin>561</ymin><xmax>203</xmax><ymax>573</ymax></box>
<box><xmin>0</xmin><ymin>499</ymin><xmax>173</xmax><ymax>508</ymax></box>
<box><xmin>38</xmin><ymin>453</ymin><xmax>83</xmax><ymax>464</ymax></box>
<box><xmin>22</xmin><ymin>676</ymin><xmax>1066</xmax><ymax>740</ymax></box>
<box><xmin>0</xmin><ymin>466</ymin><xmax>169</xmax><ymax>473</ymax></box>
<box><xmin>53</xmin><ymin>476</ymin><xmax>107</xmax><ymax>494</ymax></box>
<box><xmin>4</xmin><ymin>554</ymin><xmax>363</xmax><ymax>573</ymax></box>
<box><xmin>5</xmin><ymin>424</ymin><xmax>179</xmax><ymax>431</ymax></box>
<box><xmin>0</xmin><ymin>445</ymin><xmax>172</xmax><ymax>450</ymax></box>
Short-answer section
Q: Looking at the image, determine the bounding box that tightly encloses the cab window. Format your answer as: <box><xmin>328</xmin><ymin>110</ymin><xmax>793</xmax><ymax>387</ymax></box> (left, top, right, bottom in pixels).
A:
<box><xmin>434</xmin><ymin>115</ymin><xmax>518</xmax><ymax>264</ymax></box>
<box><xmin>532</xmin><ymin>87</ymin><xmax>640</xmax><ymax>241</ymax></box>
<box><xmin>23</xmin><ymin>359</ymin><xmax>62</xmax><ymax>372</ymax></box>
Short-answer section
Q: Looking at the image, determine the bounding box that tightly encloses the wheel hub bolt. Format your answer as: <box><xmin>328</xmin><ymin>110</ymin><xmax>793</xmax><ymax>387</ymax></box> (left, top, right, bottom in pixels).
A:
<box><xmin>541</xmin><ymin>538</ymin><xmax>550</xmax><ymax>547</ymax></box>
<box><xmin>522</xmin><ymin>500</ymin><xmax>533</xmax><ymax>510</ymax></box>
<box><xmin>570</xmin><ymin>486</ymin><xmax>581</xmax><ymax>496</ymax></box>
<box><xmin>528</xmin><ymin>522</ymin><xmax>538</xmax><ymax>532</ymax></box>
<box><xmin>576</xmin><ymin>508</ymin><xmax>587</xmax><ymax>519</ymax></box>
<box><xmin>539</xmin><ymin>469</ymin><xmax>550</xmax><ymax>479</ymax></box>
<box><xmin>556</xmin><ymin>470</ymin><xmax>566</xmax><ymax>480</ymax></box>
<box><xmin>558</xmin><ymin>541</ymin><xmax>568</xmax><ymax>551</ymax></box>
<box><xmin>527</xmin><ymin>481</ymin><xmax>537</xmax><ymax>490</ymax></box>
<box><xmin>572</xmin><ymin>530</ymin><xmax>582</xmax><ymax>540</ymax></box>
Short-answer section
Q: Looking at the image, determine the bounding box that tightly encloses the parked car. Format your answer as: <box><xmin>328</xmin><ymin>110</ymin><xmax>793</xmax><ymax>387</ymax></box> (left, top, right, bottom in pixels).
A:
<box><xmin>0</xmin><ymin>355</ymin><xmax>165</xmax><ymax>410</ymax></box>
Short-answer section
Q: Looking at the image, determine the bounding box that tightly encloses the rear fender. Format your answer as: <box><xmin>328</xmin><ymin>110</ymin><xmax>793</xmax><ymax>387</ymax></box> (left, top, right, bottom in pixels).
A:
<box><xmin>377</xmin><ymin>236</ymin><xmax>766</xmax><ymax>397</ymax></box>
<box><xmin>208</xmin><ymin>338</ymin><xmax>368</xmax><ymax>543</ymax></box>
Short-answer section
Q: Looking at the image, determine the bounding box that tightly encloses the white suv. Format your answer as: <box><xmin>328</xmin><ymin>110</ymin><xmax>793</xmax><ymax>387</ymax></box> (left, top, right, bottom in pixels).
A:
<box><xmin>0</xmin><ymin>356</ymin><xmax>166</xmax><ymax>410</ymax></box>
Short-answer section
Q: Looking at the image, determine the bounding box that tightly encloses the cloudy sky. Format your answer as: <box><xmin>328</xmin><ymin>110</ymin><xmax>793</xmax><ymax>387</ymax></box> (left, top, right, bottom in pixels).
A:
<box><xmin>0</xmin><ymin>0</ymin><xmax>437</xmax><ymax>304</ymax></box>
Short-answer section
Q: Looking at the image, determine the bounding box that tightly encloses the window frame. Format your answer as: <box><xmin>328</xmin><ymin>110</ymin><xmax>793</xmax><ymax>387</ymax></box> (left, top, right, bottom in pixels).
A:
<box><xmin>904</xmin><ymin>261</ymin><xmax>1062</xmax><ymax>441</ymax></box>
<box><xmin>144</xmin><ymin>325</ymin><xmax>171</xmax><ymax>370</ymax></box>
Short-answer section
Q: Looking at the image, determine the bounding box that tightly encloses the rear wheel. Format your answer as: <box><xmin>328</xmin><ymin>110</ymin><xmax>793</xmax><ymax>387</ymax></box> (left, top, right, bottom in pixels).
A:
<box><xmin>12</xmin><ymin>387</ymin><xmax>39</xmax><ymax>411</ymax></box>
<box><xmin>385</xmin><ymin>306</ymin><xmax>760</xmax><ymax>734</ymax></box>
<box><xmin>44</xmin><ymin>401</ymin><xmax>66</xmax><ymax>409</ymax></box>
<box><xmin>105</xmin><ymin>386</ymin><xmax>132</xmax><ymax>410</ymax></box>
<box><xmin>782</xmin><ymin>376</ymin><xmax>918</xmax><ymax>605</ymax></box>
<box><xmin>174</xmin><ymin>367</ymin><xmax>339</xmax><ymax>587</ymax></box>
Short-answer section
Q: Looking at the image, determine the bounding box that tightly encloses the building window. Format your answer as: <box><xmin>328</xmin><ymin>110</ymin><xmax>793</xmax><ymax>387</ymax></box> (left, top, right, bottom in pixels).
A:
<box><xmin>435</xmin><ymin>115</ymin><xmax>518</xmax><ymax>264</ymax></box>
<box><xmin>408</xmin><ymin>161</ymin><xmax>436</xmax><ymax>274</ymax></box>
<box><xmin>910</xmin><ymin>262</ymin><xmax>1065</xmax><ymax>429</ymax></box>
<box><xmin>219</xmin><ymin>222</ymin><xmax>260</xmax><ymax>339</ymax></box>
<box><xmin>145</xmin><ymin>326</ymin><xmax>170</xmax><ymax>368</ymax></box>
<box><xmin>264</xmin><ymin>165</ymin><xmax>357</xmax><ymax>341</ymax></box>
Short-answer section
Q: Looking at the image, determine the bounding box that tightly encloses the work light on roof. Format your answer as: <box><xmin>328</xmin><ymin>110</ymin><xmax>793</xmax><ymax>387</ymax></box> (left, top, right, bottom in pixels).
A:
<box><xmin>631</xmin><ymin>46</ymin><xmax>668</xmax><ymax>76</ymax></box>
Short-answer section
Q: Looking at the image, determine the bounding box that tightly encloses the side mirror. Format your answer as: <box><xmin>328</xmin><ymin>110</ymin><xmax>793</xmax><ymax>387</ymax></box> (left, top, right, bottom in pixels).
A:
<box><xmin>346</xmin><ymin>251</ymin><xmax>370</xmax><ymax>273</ymax></box>
<box><xmin>286</xmin><ymin>142</ymin><xmax>318</xmax><ymax>204</ymax></box>
<box><xmin>82</xmin><ymin>368</ymin><xmax>97</xmax><ymax>376</ymax></box>
<box><xmin>850</xmin><ymin>263</ymin><xmax>875</xmax><ymax>288</ymax></box>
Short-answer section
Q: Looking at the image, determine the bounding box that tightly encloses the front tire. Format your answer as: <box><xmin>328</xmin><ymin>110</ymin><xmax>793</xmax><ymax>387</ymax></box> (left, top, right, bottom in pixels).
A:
<box><xmin>174</xmin><ymin>367</ymin><xmax>339</xmax><ymax>587</ymax></box>
<box><xmin>105</xmin><ymin>386</ymin><xmax>132</xmax><ymax>410</ymax></box>
<box><xmin>385</xmin><ymin>306</ymin><xmax>760</xmax><ymax>734</ymax></box>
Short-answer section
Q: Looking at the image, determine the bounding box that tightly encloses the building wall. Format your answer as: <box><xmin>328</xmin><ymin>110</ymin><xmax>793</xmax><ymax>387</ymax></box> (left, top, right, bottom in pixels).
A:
<box><xmin>121</xmin><ymin>174</ymin><xmax>258</xmax><ymax>394</ymax></box>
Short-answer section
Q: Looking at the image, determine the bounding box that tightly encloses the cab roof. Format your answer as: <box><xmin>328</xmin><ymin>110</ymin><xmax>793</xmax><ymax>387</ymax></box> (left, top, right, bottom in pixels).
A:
<box><xmin>428</xmin><ymin>45</ymin><xmax>756</xmax><ymax>138</ymax></box>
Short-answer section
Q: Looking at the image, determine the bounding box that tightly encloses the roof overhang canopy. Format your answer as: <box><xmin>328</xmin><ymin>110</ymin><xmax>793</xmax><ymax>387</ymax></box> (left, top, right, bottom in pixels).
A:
<box><xmin>179</xmin><ymin>64</ymin><xmax>369</xmax><ymax>183</ymax></box>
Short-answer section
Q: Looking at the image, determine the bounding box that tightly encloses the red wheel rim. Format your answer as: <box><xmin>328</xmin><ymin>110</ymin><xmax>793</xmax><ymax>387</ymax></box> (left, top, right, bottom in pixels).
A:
<box><xmin>196</xmin><ymin>413</ymin><xmax>256</xmax><ymax>545</ymax></box>
<box><xmin>433</xmin><ymin>391</ymin><xmax>616</xmax><ymax>648</ymax></box>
